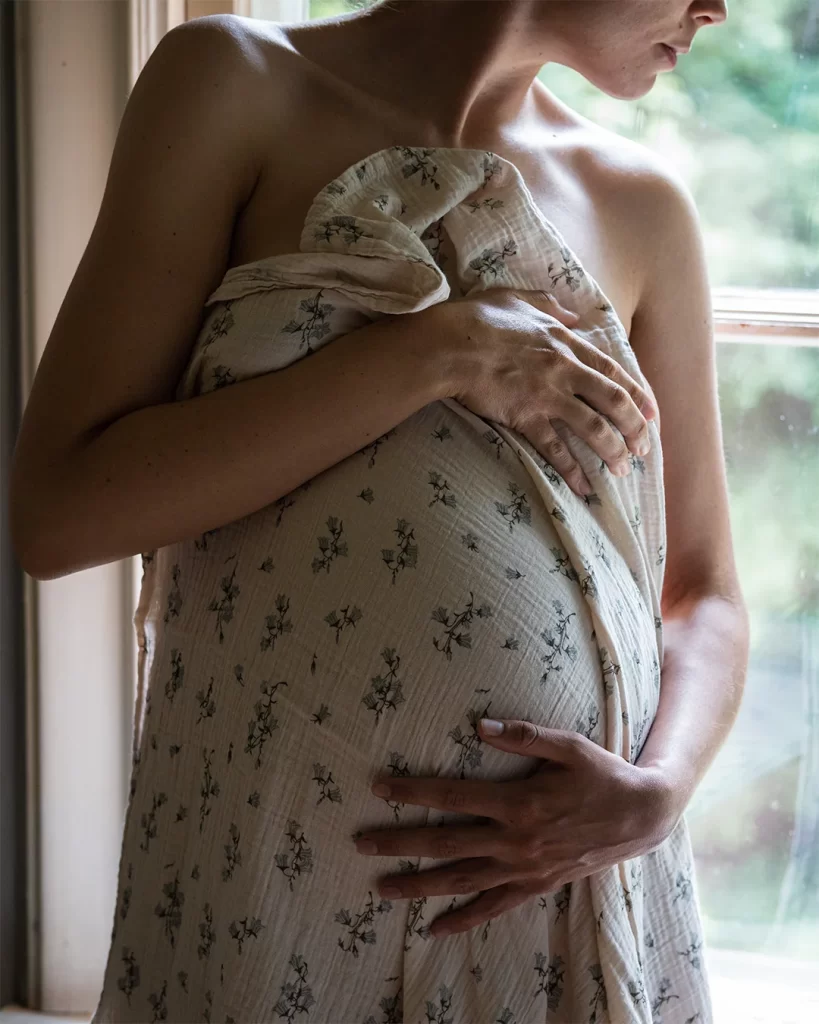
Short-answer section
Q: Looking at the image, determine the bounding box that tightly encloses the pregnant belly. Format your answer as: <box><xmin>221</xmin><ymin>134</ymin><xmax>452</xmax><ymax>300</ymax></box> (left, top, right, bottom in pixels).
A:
<box><xmin>140</xmin><ymin>401</ymin><xmax>659</xmax><ymax>843</ymax></box>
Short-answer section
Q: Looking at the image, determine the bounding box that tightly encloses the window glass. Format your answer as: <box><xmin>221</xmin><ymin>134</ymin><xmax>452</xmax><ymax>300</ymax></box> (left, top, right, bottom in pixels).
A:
<box><xmin>694</xmin><ymin>338</ymin><xmax>819</xmax><ymax>967</ymax></box>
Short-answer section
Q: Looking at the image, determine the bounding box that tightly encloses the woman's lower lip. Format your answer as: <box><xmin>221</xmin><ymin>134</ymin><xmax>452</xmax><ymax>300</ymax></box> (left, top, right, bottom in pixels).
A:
<box><xmin>661</xmin><ymin>44</ymin><xmax>678</xmax><ymax>68</ymax></box>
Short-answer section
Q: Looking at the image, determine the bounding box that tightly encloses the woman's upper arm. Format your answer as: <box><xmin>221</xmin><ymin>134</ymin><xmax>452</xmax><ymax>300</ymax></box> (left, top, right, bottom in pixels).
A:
<box><xmin>627</xmin><ymin>167</ymin><xmax>744</xmax><ymax>613</ymax></box>
<box><xmin>11</xmin><ymin>15</ymin><xmax>268</xmax><ymax>512</ymax></box>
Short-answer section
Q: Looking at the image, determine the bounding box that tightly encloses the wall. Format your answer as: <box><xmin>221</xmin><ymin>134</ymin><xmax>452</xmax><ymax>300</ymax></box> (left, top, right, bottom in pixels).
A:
<box><xmin>15</xmin><ymin>0</ymin><xmax>134</xmax><ymax>1012</ymax></box>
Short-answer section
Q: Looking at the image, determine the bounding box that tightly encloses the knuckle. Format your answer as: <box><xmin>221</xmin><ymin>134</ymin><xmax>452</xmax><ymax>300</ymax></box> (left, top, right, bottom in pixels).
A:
<box><xmin>524</xmin><ymin>408</ymin><xmax>551</xmax><ymax>432</ymax></box>
<box><xmin>514</xmin><ymin>791</ymin><xmax>542</xmax><ymax>825</ymax></box>
<box><xmin>596</xmin><ymin>354</ymin><xmax>620</xmax><ymax>377</ymax></box>
<box><xmin>444</xmin><ymin>787</ymin><xmax>467</xmax><ymax>811</ymax></box>
<box><xmin>517</xmin><ymin>721</ymin><xmax>542</xmax><ymax>747</ymax></box>
<box><xmin>435</xmin><ymin>836</ymin><xmax>460</xmax><ymax>859</ymax></box>
<box><xmin>606</xmin><ymin>385</ymin><xmax>631</xmax><ymax>412</ymax></box>
<box><xmin>587</xmin><ymin>414</ymin><xmax>611</xmax><ymax>440</ymax></box>
<box><xmin>542</xmin><ymin>435</ymin><xmax>568</xmax><ymax>462</ymax></box>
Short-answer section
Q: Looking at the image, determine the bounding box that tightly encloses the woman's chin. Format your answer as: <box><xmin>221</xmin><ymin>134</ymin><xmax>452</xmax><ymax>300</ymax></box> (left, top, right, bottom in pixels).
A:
<box><xmin>596</xmin><ymin>73</ymin><xmax>659</xmax><ymax>102</ymax></box>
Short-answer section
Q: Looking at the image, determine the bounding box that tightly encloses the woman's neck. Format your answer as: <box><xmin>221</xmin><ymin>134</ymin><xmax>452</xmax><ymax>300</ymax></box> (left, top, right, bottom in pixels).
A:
<box><xmin>283</xmin><ymin>0</ymin><xmax>573</xmax><ymax>146</ymax></box>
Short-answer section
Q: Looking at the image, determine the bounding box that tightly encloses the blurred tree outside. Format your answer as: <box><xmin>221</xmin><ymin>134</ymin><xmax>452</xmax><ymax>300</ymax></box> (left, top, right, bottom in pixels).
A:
<box><xmin>303</xmin><ymin>0</ymin><xmax>819</xmax><ymax>961</ymax></box>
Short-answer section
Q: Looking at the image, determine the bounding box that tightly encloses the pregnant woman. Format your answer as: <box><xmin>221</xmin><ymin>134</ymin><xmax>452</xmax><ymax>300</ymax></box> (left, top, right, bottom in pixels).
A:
<box><xmin>10</xmin><ymin>1</ymin><xmax>750</xmax><ymax>1022</ymax></box>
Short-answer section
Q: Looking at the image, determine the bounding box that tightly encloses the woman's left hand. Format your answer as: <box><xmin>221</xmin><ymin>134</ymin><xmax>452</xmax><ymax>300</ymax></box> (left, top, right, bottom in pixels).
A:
<box><xmin>354</xmin><ymin>718</ymin><xmax>686</xmax><ymax>937</ymax></box>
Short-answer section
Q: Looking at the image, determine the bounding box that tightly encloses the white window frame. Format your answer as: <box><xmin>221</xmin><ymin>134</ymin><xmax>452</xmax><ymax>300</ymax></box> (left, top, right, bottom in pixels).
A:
<box><xmin>713</xmin><ymin>287</ymin><xmax>819</xmax><ymax>346</ymax></box>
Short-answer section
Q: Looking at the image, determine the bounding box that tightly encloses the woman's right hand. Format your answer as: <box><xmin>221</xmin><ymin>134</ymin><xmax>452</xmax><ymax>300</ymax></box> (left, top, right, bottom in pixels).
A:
<box><xmin>437</xmin><ymin>287</ymin><xmax>657</xmax><ymax>497</ymax></box>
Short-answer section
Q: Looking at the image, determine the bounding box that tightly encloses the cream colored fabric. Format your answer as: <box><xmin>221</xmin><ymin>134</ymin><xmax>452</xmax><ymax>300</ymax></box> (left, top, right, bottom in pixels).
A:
<box><xmin>91</xmin><ymin>145</ymin><xmax>713</xmax><ymax>1023</ymax></box>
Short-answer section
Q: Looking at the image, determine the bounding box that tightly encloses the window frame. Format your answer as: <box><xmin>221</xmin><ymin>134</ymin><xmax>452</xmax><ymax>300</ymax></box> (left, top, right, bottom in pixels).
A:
<box><xmin>714</xmin><ymin>288</ymin><xmax>819</xmax><ymax>345</ymax></box>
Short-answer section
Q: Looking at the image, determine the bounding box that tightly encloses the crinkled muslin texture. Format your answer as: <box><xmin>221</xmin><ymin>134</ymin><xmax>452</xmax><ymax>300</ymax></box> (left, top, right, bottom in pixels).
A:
<box><xmin>91</xmin><ymin>145</ymin><xmax>713</xmax><ymax>1023</ymax></box>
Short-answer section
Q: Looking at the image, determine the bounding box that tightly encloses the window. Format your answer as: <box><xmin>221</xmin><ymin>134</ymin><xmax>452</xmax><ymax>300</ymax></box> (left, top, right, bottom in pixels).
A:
<box><xmin>248</xmin><ymin>0</ymin><xmax>819</xmax><ymax>1016</ymax></box>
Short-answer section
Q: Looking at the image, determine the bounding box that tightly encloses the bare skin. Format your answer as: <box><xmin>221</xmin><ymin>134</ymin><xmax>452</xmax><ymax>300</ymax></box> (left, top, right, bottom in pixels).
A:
<box><xmin>227</xmin><ymin>0</ymin><xmax>726</xmax><ymax>337</ymax></box>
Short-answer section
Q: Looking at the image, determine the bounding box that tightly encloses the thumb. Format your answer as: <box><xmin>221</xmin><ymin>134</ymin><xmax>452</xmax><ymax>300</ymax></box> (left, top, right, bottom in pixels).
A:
<box><xmin>478</xmin><ymin>718</ymin><xmax>582</xmax><ymax>763</ymax></box>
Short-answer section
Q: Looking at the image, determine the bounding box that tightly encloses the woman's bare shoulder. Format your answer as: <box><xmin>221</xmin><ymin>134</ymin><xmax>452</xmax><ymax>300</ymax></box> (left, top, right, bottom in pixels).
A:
<box><xmin>534</xmin><ymin>83</ymin><xmax>679</xmax><ymax>181</ymax></box>
<box><xmin>556</xmin><ymin>114</ymin><xmax>698</xmax><ymax>316</ymax></box>
<box><xmin>215</xmin><ymin>12</ymin><xmax>307</xmax><ymax>80</ymax></box>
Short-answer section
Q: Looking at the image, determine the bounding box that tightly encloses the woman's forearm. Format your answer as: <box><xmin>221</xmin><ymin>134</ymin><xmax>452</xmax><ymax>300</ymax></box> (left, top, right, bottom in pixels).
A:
<box><xmin>636</xmin><ymin>590</ymin><xmax>751</xmax><ymax>809</ymax></box>
<box><xmin>12</xmin><ymin>307</ymin><xmax>454</xmax><ymax>581</ymax></box>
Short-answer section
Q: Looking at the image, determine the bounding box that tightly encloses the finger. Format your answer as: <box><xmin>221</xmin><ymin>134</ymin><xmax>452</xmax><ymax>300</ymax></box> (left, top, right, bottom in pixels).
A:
<box><xmin>573</xmin><ymin>344</ymin><xmax>657</xmax><ymax>424</ymax></box>
<box><xmin>377</xmin><ymin>858</ymin><xmax>518</xmax><ymax>902</ymax></box>
<box><xmin>478</xmin><ymin>720</ymin><xmax>590</xmax><ymax>765</ymax></box>
<box><xmin>430</xmin><ymin>882</ymin><xmax>532</xmax><ymax>937</ymax></box>
<box><xmin>524</xmin><ymin>294</ymin><xmax>659</xmax><ymax>425</ymax></box>
<box><xmin>573</xmin><ymin>369</ymin><xmax>654</xmax><ymax>457</ymax></box>
<box><xmin>355</xmin><ymin>824</ymin><xmax>508</xmax><ymax>860</ymax></box>
<box><xmin>516</xmin><ymin>412</ymin><xmax>594</xmax><ymax>497</ymax></box>
<box><xmin>556</xmin><ymin>398</ymin><xmax>633</xmax><ymax>476</ymax></box>
<box><xmin>518</xmin><ymin>289</ymin><xmax>657</xmax><ymax>424</ymax></box>
<box><xmin>369</xmin><ymin>775</ymin><xmax>520</xmax><ymax>821</ymax></box>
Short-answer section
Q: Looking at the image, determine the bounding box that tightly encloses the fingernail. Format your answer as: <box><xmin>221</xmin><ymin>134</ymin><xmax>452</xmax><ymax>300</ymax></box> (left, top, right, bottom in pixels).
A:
<box><xmin>372</xmin><ymin>783</ymin><xmax>391</xmax><ymax>798</ymax></box>
<box><xmin>480</xmin><ymin>718</ymin><xmax>504</xmax><ymax>735</ymax></box>
<box><xmin>380</xmin><ymin>886</ymin><xmax>402</xmax><ymax>899</ymax></box>
<box><xmin>355</xmin><ymin>839</ymin><xmax>378</xmax><ymax>855</ymax></box>
<box><xmin>636</xmin><ymin>440</ymin><xmax>650</xmax><ymax>457</ymax></box>
<box><xmin>578</xmin><ymin>477</ymin><xmax>593</xmax><ymax>496</ymax></box>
